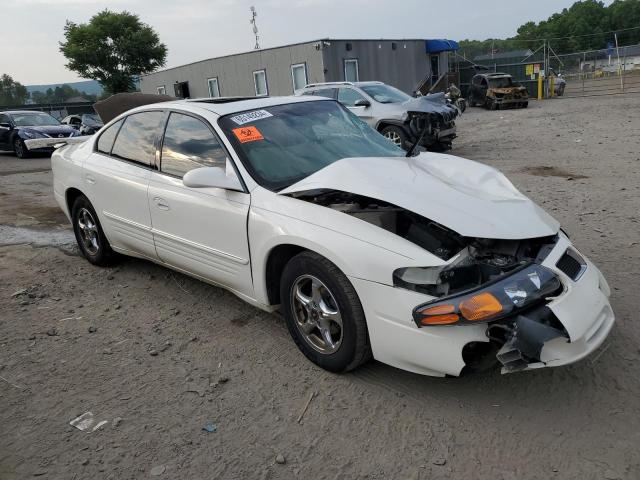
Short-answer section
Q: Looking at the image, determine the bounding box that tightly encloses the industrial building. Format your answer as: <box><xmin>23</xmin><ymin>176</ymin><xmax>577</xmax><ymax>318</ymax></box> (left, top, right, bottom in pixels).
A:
<box><xmin>139</xmin><ymin>38</ymin><xmax>460</xmax><ymax>98</ymax></box>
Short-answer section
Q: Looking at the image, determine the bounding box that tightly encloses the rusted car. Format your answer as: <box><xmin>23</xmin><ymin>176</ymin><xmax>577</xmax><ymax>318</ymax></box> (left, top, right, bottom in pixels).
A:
<box><xmin>469</xmin><ymin>73</ymin><xmax>529</xmax><ymax>110</ymax></box>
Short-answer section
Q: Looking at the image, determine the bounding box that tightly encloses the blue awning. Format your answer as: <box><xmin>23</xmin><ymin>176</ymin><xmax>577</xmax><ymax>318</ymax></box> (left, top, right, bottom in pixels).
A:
<box><xmin>425</xmin><ymin>39</ymin><xmax>459</xmax><ymax>53</ymax></box>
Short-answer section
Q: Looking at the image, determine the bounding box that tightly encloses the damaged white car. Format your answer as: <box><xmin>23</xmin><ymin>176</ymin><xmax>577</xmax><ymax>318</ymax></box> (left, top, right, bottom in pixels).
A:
<box><xmin>48</xmin><ymin>96</ymin><xmax>615</xmax><ymax>376</ymax></box>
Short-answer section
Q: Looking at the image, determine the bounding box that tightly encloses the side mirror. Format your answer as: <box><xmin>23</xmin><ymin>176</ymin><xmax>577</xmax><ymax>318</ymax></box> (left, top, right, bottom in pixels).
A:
<box><xmin>0</xmin><ymin>122</ymin><xmax>12</xmax><ymax>129</ymax></box>
<box><xmin>182</xmin><ymin>166</ymin><xmax>243</xmax><ymax>191</ymax></box>
<box><xmin>354</xmin><ymin>99</ymin><xmax>371</xmax><ymax>108</ymax></box>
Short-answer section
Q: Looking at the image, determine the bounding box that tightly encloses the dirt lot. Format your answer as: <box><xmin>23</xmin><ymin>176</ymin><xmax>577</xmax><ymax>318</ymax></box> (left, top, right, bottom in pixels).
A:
<box><xmin>1</xmin><ymin>95</ymin><xmax>639</xmax><ymax>480</ymax></box>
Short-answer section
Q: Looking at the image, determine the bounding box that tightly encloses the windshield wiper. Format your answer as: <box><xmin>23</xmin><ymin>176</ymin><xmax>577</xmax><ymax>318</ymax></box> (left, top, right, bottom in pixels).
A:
<box><xmin>405</xmin><ymin>122</ymin><xmax>429</xmax><ymax>157</ymax></box>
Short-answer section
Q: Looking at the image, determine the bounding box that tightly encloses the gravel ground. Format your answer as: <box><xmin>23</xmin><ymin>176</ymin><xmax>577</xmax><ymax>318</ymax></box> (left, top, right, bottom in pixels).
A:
<box><xmin>1</xmin><ymin>94</ymin><xmax>639</xmax><ymax>480</ymax></box>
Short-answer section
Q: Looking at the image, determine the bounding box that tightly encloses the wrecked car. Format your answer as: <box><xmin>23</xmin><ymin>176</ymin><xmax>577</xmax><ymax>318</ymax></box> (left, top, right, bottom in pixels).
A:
<box><xmin>469</xmin><ymin>73</ymin><xmax>529</xmax><ymax>110</ymax></box>
<box><xmin>44</xmin><ymin>95</ymin><xmax>614</xmax><ymax>377</ymax></box>
<box><xmin>299</xmin><ymin>81</ymin><xmax>458</xmax><ymax>151</ymax></box>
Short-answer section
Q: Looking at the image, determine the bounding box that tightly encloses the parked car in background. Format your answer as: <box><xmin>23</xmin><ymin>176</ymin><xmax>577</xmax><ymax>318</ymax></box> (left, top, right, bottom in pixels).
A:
<box><xmin>44</xmin><ymin>95</ymin><xmax>614</xmax><ymax>377</ymax></box>
<box><xmin>469</xmin><ymin>73</ymin><xmax>529</xmax><ymax>110</ymax></box>
<box><xmin>61</xmin><ymin>113</ymin><xmax>104</xmax><ymax>135</ymax></box>
<box><xmin>0</xmin><ymin>110</ymin><xmax>80</xmax><ymax>158</ymax></box>
<box><xmin>298</xmin><ymin>81</ymin><xmax>458</xmax><ymax>151</ymax></box>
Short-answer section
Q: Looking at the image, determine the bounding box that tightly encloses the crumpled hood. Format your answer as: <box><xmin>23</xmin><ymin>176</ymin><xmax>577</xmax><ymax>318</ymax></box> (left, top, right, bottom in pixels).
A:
<box><xmin>401</xmin><ymin>93</ymin><xmax>458</xmax><ymax>120</ymax></box>
<box><xmin>279</xmin><ymin>153</ymin><xmax>560</xmax><ymax>239</ymax></box>
<box><xmin>490</xmin><ymin>87</ymin><xmax>527</xmax><ymax>94</ymax></box>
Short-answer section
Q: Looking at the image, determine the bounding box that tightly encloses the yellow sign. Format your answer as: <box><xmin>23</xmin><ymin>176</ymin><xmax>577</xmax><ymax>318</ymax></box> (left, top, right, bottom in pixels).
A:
<box><xmin>526</xmin><ymin>64</ymin><xmax>534</xmax><ymax>76</ymax></box>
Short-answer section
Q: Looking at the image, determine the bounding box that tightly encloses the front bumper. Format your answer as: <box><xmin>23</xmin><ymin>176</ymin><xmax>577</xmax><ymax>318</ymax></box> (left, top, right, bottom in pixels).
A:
<box><xmin>350</xmin><ymin>235</ymin><xmax>614</xmax><ymax>377</ymax></box>
<box><xmin>493</xmin><ymin>96</ymin><xmax>528</xmax><ymax>107</ymax></box>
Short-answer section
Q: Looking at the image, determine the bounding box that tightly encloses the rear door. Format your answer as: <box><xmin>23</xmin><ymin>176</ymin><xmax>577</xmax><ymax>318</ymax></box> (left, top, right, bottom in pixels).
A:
<box><xmin>82</xmin><ymin>110</ymin><xmax>165</xmax><ymax>260</ymax></box>
<box><xmin>0</xmin><ymin>114</ymin><xmax>14</xmax><ymax>149</ymax></box>
<box><xmin>148</xmin><ymin>111</ymin><xmax>252</xmax><ymax>294</ymax></box>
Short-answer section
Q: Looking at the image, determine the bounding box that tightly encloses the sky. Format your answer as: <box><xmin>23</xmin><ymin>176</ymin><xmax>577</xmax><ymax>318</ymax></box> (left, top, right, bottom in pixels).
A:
<box><xmin>0</xmin><ymin>0</ymin><xmax>614</xmax><ymax>85</ymax></box>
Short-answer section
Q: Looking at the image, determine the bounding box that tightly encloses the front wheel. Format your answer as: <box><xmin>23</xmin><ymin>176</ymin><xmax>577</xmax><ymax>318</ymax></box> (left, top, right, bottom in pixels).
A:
<box><xmin>280</xmin><ymin>251</ymin><xmax>371</xmax><ymax>372</ymax></box>
<box><xmin>13</xmin><ymin>137</ymin><xmax>29</xmax><ymax>159</ymax></box>
<box><xmin>71</xmin><ymin>195</ymin><xmax>118</xmax><ymax>266</ymax></box>
<box><xmin>380</xmin><ymin>125</ymin><xmax>408</xmax><ymax>150</ymax></box>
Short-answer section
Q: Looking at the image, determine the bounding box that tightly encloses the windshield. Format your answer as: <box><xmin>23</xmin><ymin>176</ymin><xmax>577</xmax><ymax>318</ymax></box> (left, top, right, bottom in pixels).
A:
<box><xmin>12</xmin><ymin>112</ymin><xmax>60</xmax><ymax>127</ymax></box>
<box><xmin>360</xmin><ymin>84</ymin><xmax>411</xmax><ymax>104</ymax></box>
<box><xmin>82</xmin><ymin>114</ymin><xmax>102</xmax><ymax>126</ymax></box>
<box><xmin>489</xmin><ymin>77</ymin><xmax>514</xmax><ymax>88</ymax></box>
<box><xmin>218</xmin><ymin>100</ymin><xmax>404</xmax><ymax>191</ymax></box>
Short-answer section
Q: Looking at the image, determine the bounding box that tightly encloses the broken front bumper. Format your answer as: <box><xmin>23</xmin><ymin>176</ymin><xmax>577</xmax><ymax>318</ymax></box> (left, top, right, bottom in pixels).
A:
<box><xmin>349</xmin><ymin>235</ymin><xmax>614</xmax><ymax>377</ymax></box>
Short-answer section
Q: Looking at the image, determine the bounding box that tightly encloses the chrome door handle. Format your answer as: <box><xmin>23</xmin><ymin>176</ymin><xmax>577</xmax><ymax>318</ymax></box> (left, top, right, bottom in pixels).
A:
<box><xmin>85</xmin><ymin>174</ymin><xmax>96</xmax><ymax>185</ymax></box>
<box><xmin>153</xmin><ymin>196</ymin><xmax>170</xmax><ymax>210</ymax></box>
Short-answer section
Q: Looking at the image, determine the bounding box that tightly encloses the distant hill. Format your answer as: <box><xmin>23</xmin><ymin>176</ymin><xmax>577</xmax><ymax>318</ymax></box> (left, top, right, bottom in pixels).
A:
<box><xmin>26</xmin><ymin>80</ymin><xmax>103</xmax><ymax>96</ymax></box>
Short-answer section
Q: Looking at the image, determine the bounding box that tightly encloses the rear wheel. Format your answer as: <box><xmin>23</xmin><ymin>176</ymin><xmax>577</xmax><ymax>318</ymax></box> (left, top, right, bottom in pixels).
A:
<box><xmin>522</xmin><ymin>102</ymin><xmax>529</xmax><ymax>108</ymax></box>
<box><xmin>380</xmin><ymin>125</ymin><xmax>408</xmax><ymax>150</ymax></box>
<box><xmin>280</xmin><ymin>251</ymin><xmax>371</xmax><ymax>372</ymax></box>
<box><xmin>71</xmin><ymin>195</ymin><xmax>117</xmax><ymax>266</ymax></box>
<box><xmin>13</xmin><ymin>137</ymin><xmax>29</xmax><ymax>159</ymax></box>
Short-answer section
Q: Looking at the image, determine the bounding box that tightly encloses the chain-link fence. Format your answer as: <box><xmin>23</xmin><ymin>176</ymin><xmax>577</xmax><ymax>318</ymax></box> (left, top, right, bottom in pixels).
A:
<box><xmin>550</xmin><ymin>44</ymin><xmax>640</xmax><ymax>97</ymax></box>
<box><xmin>451</xmin><ymin>36</ymin><xmax>640</xmax><ymax>100</ymax></box>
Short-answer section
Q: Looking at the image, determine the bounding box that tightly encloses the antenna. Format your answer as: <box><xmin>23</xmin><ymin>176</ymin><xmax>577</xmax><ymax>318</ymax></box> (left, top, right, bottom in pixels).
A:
<box><xmin>250</xmin><ymin>6</ymin><xmax>260</xmax><ymax>50</ymax></box>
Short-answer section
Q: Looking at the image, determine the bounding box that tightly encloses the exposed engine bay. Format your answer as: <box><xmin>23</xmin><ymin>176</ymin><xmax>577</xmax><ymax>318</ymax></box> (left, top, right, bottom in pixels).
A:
<box><xmin>290</xmin><ymin>188</ymin><xmax>572</xmax><ymax>373</ymax></box>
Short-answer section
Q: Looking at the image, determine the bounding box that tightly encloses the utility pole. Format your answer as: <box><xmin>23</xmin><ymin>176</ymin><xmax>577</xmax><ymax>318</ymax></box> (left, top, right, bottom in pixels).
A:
<box><xmin>250</xmin><ymin>6</ymin><xmax>260</xmax><ymax>50</ymax></box>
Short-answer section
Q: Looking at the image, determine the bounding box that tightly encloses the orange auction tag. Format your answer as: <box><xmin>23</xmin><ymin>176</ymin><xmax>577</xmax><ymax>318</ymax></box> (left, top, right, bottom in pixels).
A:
<box><xmin>232</xmin><ymin>126</ymin><xmax>264</xmax><ymax>143</ymax></box>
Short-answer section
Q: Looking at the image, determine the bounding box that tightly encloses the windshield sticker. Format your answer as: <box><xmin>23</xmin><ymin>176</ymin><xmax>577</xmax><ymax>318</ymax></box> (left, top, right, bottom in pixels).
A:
<box><xmin>230</xmin><ymin>109</ymin><xmax>273</xmax><ymax>125</ymax></box>
<box><xmin>233</xmin><ymin>126</ymin><xmax>264</xmax><ymax>143</ymax></box>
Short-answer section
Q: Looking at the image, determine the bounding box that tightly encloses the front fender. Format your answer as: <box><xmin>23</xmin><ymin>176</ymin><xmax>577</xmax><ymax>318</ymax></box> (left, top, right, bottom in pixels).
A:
<box><xmin>248</xmin><ymin>188</ymin><xmax>445</xmax><ymax>306</ymax></box>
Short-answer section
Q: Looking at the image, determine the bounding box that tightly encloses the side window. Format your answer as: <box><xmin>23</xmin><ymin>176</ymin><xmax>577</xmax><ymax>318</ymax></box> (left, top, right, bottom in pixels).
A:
<box><xmin>0</xmin><ymin>114</ymin><xmax>10</xmax><ymax>124</ymax></box>
<box><xmin>337</xmin><ymin>88</ymin><xmax>366</xmax><ymax>107</ymax></box>
<box><xmin>111</xmin><ymin>111</ymin><xmax>164</xmax><ymax>167</ymax></box>
<box><xmin>160</xmin><ymin>112</ymin><xmax>228</xmax><ymax>178</ymax></box>
<box><xmin>96</xmin><ymin>119</ymin><xmax>124</xmax><ymax>155</ymax></box>
<box><xmin>313</xmin><ymin>88</ymin><xmax>337</xmax><ymax>99</ymax></box>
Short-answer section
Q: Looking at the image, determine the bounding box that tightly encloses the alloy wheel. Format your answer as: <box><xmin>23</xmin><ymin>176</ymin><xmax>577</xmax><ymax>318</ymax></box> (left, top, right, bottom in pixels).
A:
<box><xmin>14</xmin><ymin>139</ymin><xmax>24</xmax><ymax>157</ymax></box>
<box><xmin>290</xmin><ymin>274</ymin><xmax>343</xmax><ymax>354</ymax></box>
<box><xmin>77</xmin><ymin>207</ymin><xmax>100</xmax><ymax>255</ymax></box>
<box><xmin>383</xmin><ymin>130</ymin><xmax>402</xmax><ymax>147</ymax></box>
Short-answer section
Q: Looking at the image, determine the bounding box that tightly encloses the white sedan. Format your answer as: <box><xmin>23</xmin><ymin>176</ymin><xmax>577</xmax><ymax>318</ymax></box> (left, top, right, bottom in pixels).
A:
<box><xmin>49</xmin><ymin>96</ymin><xmax>614</xmax><ymax>376</ymax></box>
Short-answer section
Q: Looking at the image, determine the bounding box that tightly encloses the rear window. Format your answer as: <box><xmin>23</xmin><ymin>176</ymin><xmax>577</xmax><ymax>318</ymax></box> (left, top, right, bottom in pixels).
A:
<box><xmin>111</xmin><ymin>111</ymin><xmax>165</xmax><ymax>167</ymax></box>
<box><xmin>96</xmin><ymin>119</ymin><xmax>123</xmax><ymax>155</ymax></box>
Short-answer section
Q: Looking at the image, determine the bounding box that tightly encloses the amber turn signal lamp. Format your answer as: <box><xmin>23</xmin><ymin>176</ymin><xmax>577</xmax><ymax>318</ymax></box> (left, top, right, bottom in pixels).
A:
<box><xmin>459</xmin><ymin>292</ymin><xmax>503</xmax><ymax>321</ymax></box>
<box><xmin>420</xmin><ymin>313</ymin><xmax>459</xmax><ymax>325</ymax></box>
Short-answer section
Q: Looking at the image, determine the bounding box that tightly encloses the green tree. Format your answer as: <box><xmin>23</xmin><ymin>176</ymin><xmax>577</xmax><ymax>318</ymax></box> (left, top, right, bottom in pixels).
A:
<box><xmin>60</xmin><ymin>9</ymin><xmax>167</xmax><ymax>94</ymax></box>
<box><xmin>460</xmin><ymin>0</ymin><xmax>640</xmax><ymax>58</ymax></box>
<box><xmin>0</xmin><ymin>74</ymin><xmax>28</xmax><ymax>106</ymax></box>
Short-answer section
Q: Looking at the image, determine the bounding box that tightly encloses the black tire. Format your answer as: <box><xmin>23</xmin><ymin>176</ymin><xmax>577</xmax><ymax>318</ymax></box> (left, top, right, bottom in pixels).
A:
<box><xmin>13</xmin><ymin>137</ymin><xmax>29</xmax><ymax>159</ymax></box>
<box><xmin>380</xmin><ymin>125</ymin><xmax>408</xmax><ymax>150</ymax></box>
<box><xmin>71</xmin><ymin>195</ymin><xmax>117</xmax><ymax>266</ymax></box>
<box><xmin>522</xmin><ymin>102</ymin><xmax>529</xmax><ymax>108</ymax></box>
<box><xmin>280</xmin><ymin>251</ymin><xmax>371</xmax><ymax>373</ymax></box>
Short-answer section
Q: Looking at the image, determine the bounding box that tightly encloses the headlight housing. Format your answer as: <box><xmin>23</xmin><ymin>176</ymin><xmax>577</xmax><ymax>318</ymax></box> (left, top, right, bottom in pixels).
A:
<box><xmin>412</xmin><ymin>264</ymin><xmax>563</xmax><ymax>327</ymax></box>
<box><xmin>21</xmin><ymin>130</ymin><xmax>45</xmax><ymax>139</ymax></box>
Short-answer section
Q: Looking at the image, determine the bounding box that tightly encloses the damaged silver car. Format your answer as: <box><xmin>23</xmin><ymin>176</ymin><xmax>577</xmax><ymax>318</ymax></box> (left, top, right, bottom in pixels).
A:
<box><xmin>298</xmin><ymin>81</ymin><xmax>459</xmax><ymax>151</ymax></box>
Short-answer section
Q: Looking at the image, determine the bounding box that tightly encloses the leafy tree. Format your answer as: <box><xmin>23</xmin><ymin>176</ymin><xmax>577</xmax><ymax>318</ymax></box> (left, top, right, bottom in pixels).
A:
<box><xmin>0</xmin><ymin>74</ymin><xmax>28</xmax><ymax>106</ymax></box>
<box><xmin>60</xmin><ymin>10</ymin><xmax>167</xmax><ymax>94</ymax></box>
<box><xmin>459</xmin><ymin>0</ymin><xmax>640</xmax><ymax>58</ymax></box>
<box><xmin>29</xmin><ymin>84</ymin><xmax>97</xmax><ymax>104</ymax></box>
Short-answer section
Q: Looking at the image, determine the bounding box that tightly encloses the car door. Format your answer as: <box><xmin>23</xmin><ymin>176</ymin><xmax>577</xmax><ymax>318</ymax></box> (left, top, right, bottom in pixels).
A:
<box><xmin>148</xmin><ymin>111</ymin><xmax>252</xmax><ymax>295</ymax></box>
<box><xmin>82</xmin><ymin>110</ymin><xmax>165</xmax><ymax>260</ymax></box>
<box><xmin>0</xmin><ymin>114</ymin><xmax>13</xmax><ymax>149</ymax></box>
<box><xmin>337</xmin><ymin>87</ymin><xmax>375</xmax><ymax>126</ymax></box>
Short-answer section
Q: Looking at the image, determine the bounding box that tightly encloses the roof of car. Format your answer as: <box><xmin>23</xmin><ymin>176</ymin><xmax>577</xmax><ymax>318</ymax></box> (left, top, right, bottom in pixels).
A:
<box><xmin>303</xmin><ymin>81</ymin><xmax>384</xmax><ymax>89</ymax></box>
<box><xmin>152</xmin><ymin>95</ymin><xmax>327</xmax><ymax>116</ymax></box>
